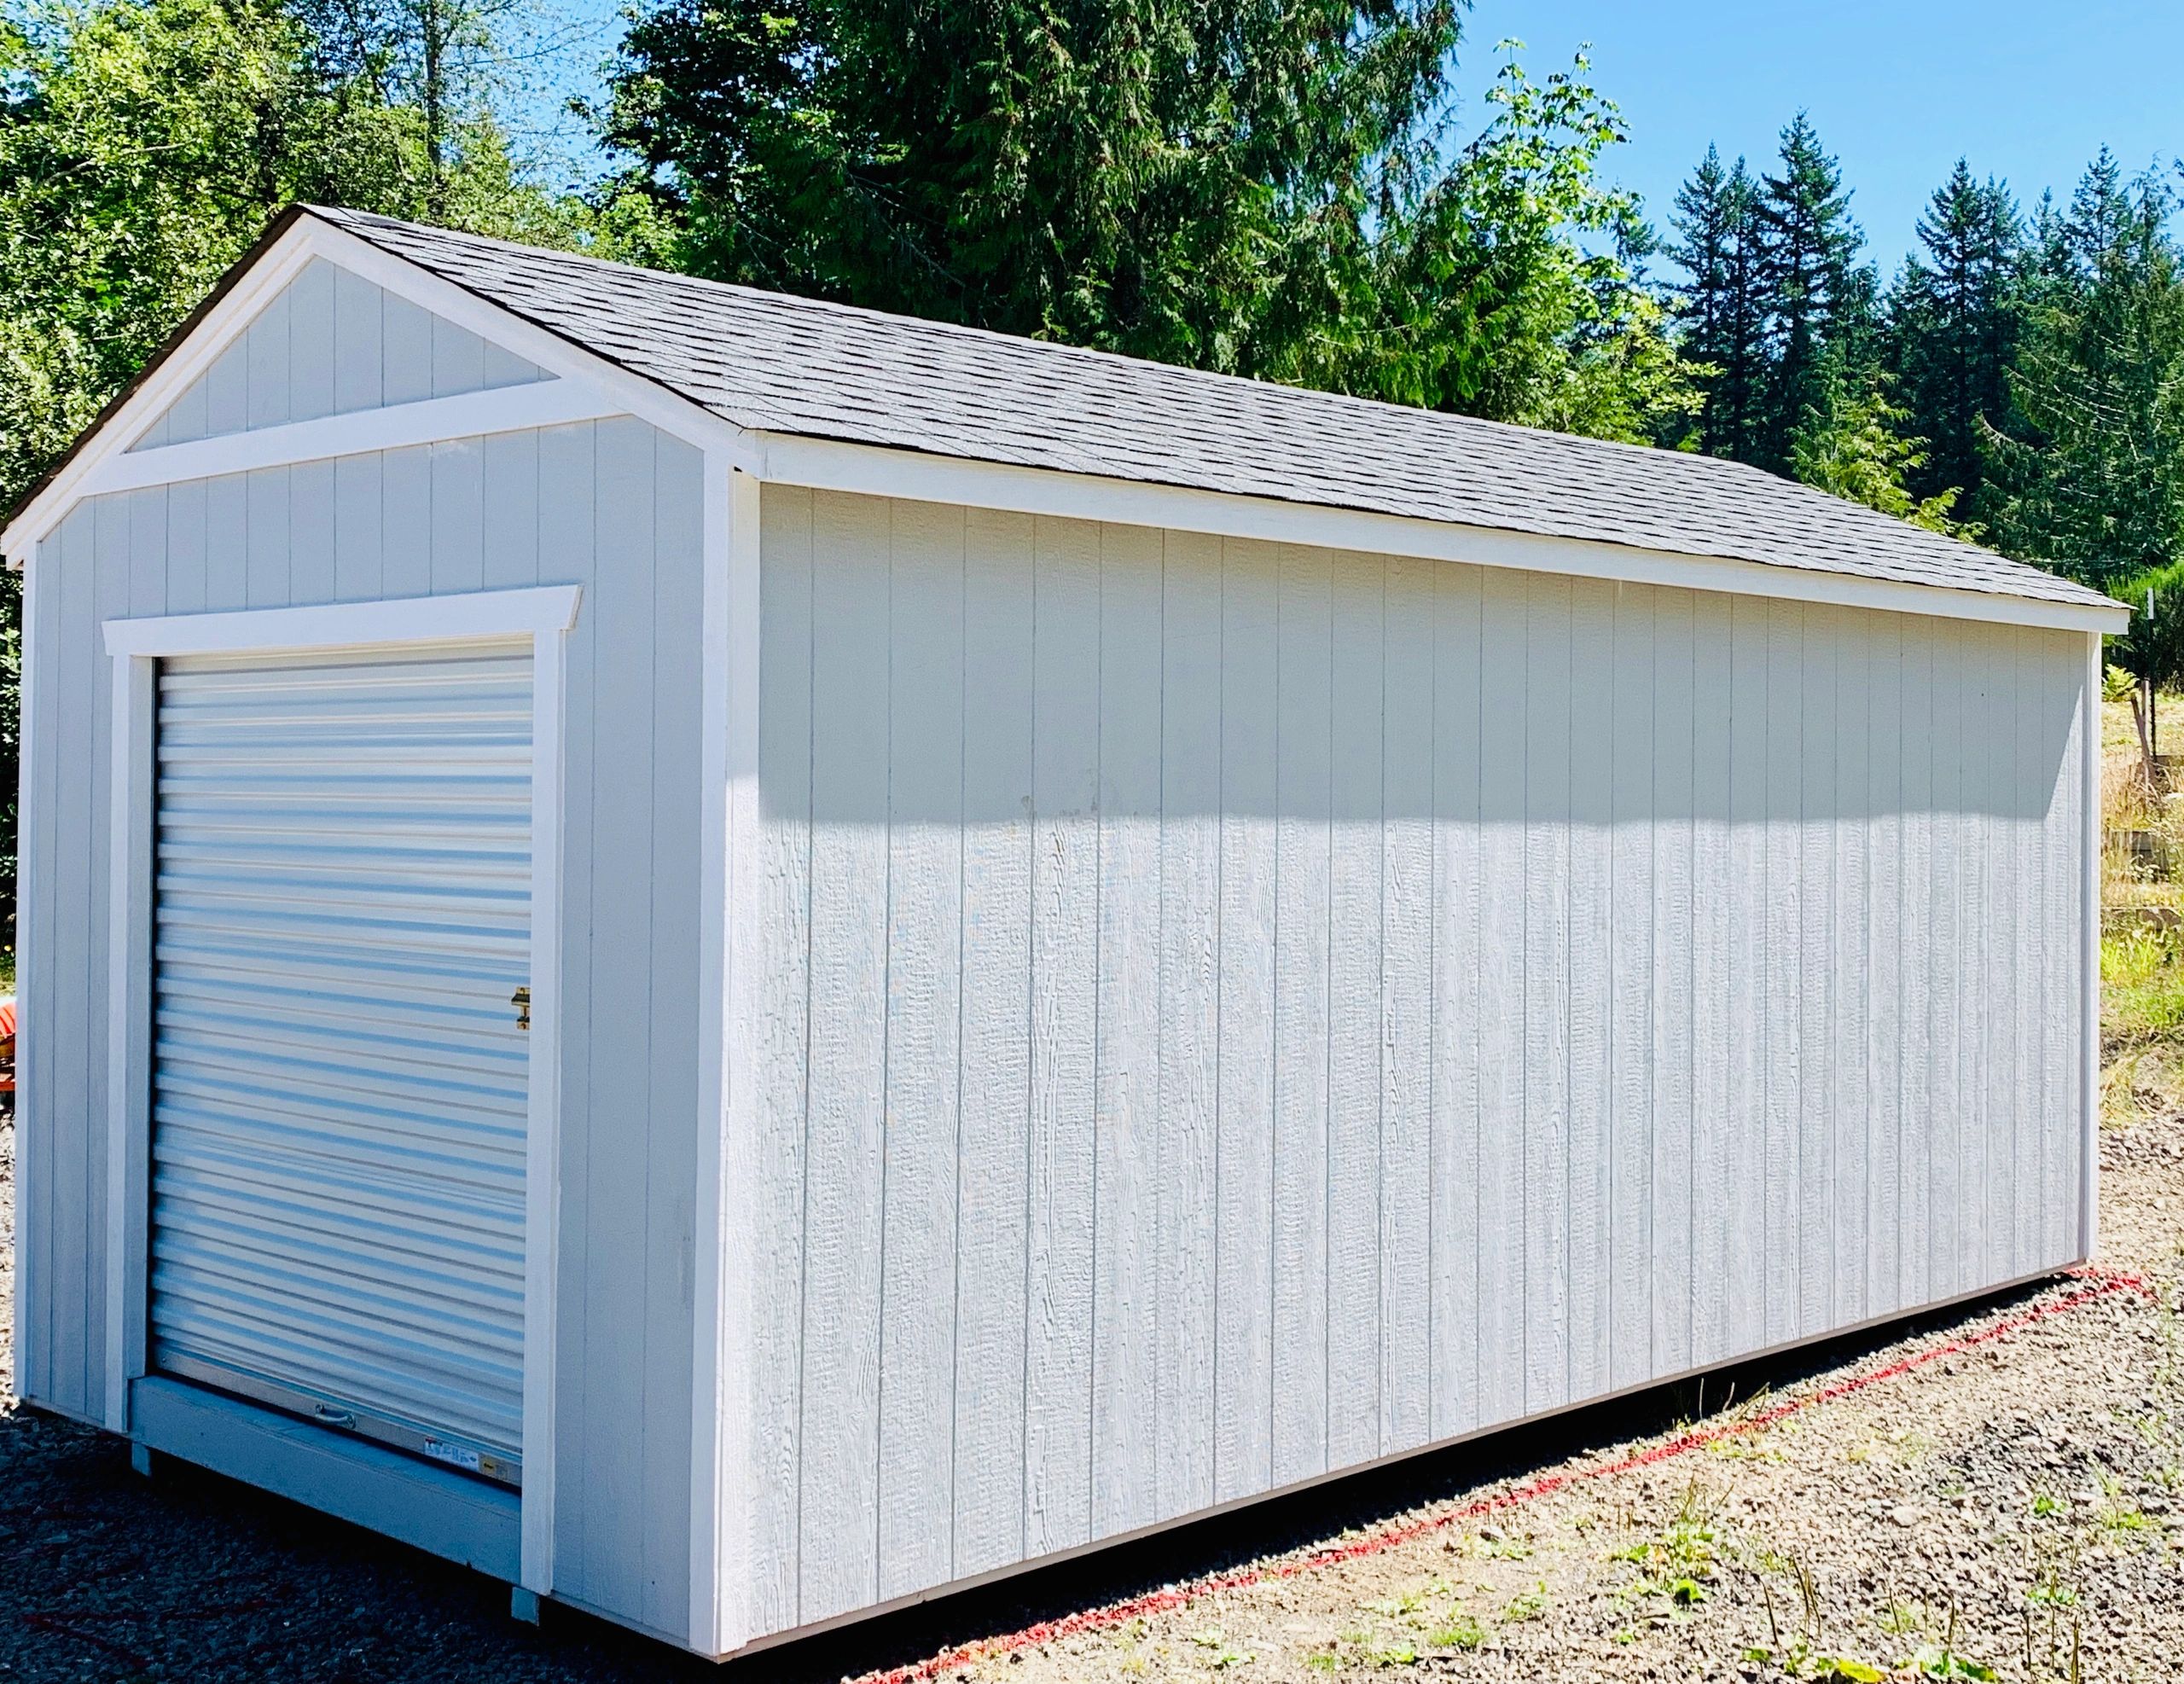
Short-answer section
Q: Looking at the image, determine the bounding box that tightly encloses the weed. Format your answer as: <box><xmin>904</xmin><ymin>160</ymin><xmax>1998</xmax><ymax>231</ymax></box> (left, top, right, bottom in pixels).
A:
<box><xmin>2031</xmin><ymin>1489</ymin><xmax>2065</xmax><ymax>1517</ymax></box>
<box><xmin>1500</xmin><ymin>1584</ymin><xmax>1548</xmax><ymax>1623</ymax></box>
<box><xmin>1426</xmin><ymin>1615</ymin><xmax>1484</xmax><ymax>1652</ymax></box>
<box><xmin>1878</xmin><ymin>1602</ymin><xmax>1925</xmax><ymax>1639</ymax></box>
<box><xmin>1303</xmin><ymin>1652</ymin><xmax>1339</xmax><ymax>1674</ymax></box>
<box><xmin>1613</xmin><ymin>1483</ymin><xmax>1720</xmax><ymax>1611</ymax></box>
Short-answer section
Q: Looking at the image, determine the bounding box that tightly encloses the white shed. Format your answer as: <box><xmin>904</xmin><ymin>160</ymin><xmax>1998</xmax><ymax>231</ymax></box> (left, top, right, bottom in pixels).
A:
<box><xmin>2</xmin><ymin>206</ymin><xmax>2129</xmax><ymax>1659</ymax></box>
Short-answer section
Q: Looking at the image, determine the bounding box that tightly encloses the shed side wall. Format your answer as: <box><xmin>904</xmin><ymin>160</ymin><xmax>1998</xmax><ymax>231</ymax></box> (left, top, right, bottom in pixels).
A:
<box><xmin>741</xmin><ymin>484</ymin><xmax>2091</xmax><ymax>1640</ymax></box>
<box><xmin>20</xmin><ymin>412</ymin><xmax>703</xmax><ymax>1643</ymax></box>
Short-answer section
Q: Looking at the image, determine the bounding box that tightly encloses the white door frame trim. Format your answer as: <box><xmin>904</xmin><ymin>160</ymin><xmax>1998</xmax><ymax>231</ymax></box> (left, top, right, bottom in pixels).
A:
<box><xmin>99</xmin><ymin>584</ymin><xmax>582</xmax><ymax>1597</ymax></box>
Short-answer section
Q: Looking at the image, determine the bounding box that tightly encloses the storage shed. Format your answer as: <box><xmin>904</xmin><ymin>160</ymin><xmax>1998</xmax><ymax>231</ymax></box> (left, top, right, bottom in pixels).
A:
<box><xmin>3</xmin><ymin>206</ymin><xmax>2129</xmax><ymax>1659</ymax></box>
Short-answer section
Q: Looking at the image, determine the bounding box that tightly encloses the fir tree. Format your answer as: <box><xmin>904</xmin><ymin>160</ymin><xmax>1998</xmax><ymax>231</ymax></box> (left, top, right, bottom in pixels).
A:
<box><xmin>1755</xmin><ymin>112</ymin><xmax>1867</xmax><ymax>468</ymax></box>
<box><xmin>1986</xmin><ymin>160</ymin><xmax>2184</xmax><ymax>588</ymax></box>
<box><xmin>1669</xmin><ymin>146</ymin><xmax>1767</xmax><ymax>460</ymax></box>
<box><xmin>1891</xmin><ymin>160</ymin><xmax>2022</xmax><ymax>519</ymax></box>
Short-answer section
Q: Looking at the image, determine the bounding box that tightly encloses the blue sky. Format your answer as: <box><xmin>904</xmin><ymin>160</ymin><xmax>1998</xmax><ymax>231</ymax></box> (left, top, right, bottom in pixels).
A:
<box><xmin>534</xmin><ymin>1</ymin><xmax>2180</xmax><ymax>278</ymax></box>
<box><xmin>1453</xmin><ymin>0</ymin><xmax>2183</xmax><ymax>272</ymax></box>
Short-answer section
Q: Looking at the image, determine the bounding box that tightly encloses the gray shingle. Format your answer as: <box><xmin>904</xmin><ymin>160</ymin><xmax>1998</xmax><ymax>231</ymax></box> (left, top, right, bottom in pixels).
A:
<box><xmin>311</xmin><ymin>206</ymin><xmax>2116</xmax><ymax>613</ymax></box>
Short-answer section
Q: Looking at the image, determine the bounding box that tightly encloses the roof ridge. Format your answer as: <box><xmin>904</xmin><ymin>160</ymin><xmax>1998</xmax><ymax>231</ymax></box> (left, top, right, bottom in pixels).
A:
<box><xmin>310</xmin><ymin>207</ymin><xmax>1820</xmax><ymax>481</ymax></box>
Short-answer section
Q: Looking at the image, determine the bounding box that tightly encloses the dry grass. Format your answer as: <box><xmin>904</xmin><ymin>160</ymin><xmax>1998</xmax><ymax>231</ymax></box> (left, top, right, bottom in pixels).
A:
<box><xmin>2101</xmin><ymin>691</ymin><xmax>2184</xmax><ymax>1123</ymax></box>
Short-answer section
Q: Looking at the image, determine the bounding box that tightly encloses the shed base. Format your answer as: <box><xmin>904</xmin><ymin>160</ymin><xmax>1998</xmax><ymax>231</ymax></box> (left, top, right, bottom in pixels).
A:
<box><xmin>130</xmin><ymin>1375</ymin><xmax>520</xmax><ymax>1582</ymax></box>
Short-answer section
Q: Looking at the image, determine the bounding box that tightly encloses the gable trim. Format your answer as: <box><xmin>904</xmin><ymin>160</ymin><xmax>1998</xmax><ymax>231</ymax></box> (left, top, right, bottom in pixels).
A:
<box><xmin>84</xmin><ymin>378</ymin><xmax>629</xmax><ymax>496</ymax></box>
<box><xmin>1</xmin><ymin>211</ymin><xmax>732</xmax><ymax>566</ymax></box>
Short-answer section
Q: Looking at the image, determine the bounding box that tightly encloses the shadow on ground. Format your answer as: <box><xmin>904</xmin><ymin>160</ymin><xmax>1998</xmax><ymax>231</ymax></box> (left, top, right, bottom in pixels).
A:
<box><xmin>0</xmin><ymin>1279</ymin><xmax>2048</xmax><ymax>1683</ymax></box>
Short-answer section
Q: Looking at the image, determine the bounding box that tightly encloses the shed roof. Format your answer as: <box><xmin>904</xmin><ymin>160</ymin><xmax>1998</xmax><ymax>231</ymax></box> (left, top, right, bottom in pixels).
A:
<box><xmin>268</xmin><ymin>210</ymin><xmax>2136</xmax><ymax>613</ymax></box>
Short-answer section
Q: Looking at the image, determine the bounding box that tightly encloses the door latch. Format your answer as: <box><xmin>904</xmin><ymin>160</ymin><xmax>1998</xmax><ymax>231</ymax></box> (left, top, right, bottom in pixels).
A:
<box><xmin>512</xmin><ymin>986</ymin><xmax>531</xmax><ymax>1031</ymax></box>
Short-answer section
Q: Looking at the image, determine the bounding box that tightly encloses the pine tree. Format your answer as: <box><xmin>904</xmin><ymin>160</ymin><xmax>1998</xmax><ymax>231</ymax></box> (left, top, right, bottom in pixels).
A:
<box><xmin>1669</xmin><ymin>146</ymin><xmax>1767</xmax><ymax>460</ymax></box>
<box><xmin>1755</xmin><ymin>112</ymin><xmax>1866</xmax><ymax>468</ymax></box>
<box><xmin>1891</xmin><ymin>160</ymin><xmax>2022</xmax><ymax>519</ymax></box>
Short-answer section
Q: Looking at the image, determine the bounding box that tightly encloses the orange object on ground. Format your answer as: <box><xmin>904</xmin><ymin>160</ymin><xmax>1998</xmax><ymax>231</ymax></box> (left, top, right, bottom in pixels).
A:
<box><xmin>0</xmin><ymin>995</ymin><xmax>16</xmax><ymax>1094</ymax></box>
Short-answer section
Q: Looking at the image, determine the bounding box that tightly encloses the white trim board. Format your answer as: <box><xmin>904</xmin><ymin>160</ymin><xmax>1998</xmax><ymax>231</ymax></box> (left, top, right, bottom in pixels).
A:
<box><xmin>2081</xmin><ymin>630</ymin><xmax>2103</xmax><ymax>1260</ymax></box>
<box><xmin>99</xmin><ymin>584</ymin><xmax>578</xmax><ymax>1596</ymax></box>
<box><xmin>86</xmin><ymin>380</ymin><xmax>625</xmax><ymax>496</ymax></box>
<box><xmin>745</xmin><ymin>432</ymin><xmax>2132</xmax><ymax>636</ymax></box>
<box><xmin>103</xmin><ymin>584</ymin><xmax>581</xmax><ymax>658</ymax></box>
<box><xmin>688</xmin><ymin>461</ymin><xmax>761</xmax><ymax>1655</ymax></box>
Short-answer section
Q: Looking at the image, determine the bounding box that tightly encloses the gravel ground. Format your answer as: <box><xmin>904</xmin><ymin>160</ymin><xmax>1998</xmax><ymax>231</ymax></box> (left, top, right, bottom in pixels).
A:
<box><xmin>2</xmin><ymin>1112</ymin><xmax>2179</xmax><ymax>1683</ymax></box>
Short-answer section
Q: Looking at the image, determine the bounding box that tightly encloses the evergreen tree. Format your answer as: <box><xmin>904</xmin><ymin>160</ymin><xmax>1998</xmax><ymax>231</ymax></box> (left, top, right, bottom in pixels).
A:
<box><xmin>603</xmin><ymin>12</ymin><xmax>1694</xmax><ymax>438</ymax></box>
<box><xmin>1789</xmin><ymin>348</ymin><xmax>1970</xmax><ymax>536</ymax></box>
<box><xmin>1669</xmin><ymin>145</ymin><xmax>1767</xmax><ymax>460</ymax></box>
<box><xmin>1891</xmin><ymin>160</ymin><xmax>2022</xmax><ymax>520</ymax></box>
<box><xmin>1755</xmin><ymin>112</ymin><xmax>1867</xmax><ymax>468</ymax></box>
<box><xmin>1986</xmin><ymin>160</ymin><xmax>2184</xmax><ymax>588</ymax></box>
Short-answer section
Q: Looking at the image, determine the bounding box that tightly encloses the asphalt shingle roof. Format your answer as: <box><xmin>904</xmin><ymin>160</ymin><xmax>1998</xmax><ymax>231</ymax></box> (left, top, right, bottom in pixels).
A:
<box><xmin>311</xmin><ymin>206</ymin><xmax>2116</xmax><ymax>614</ymax></box>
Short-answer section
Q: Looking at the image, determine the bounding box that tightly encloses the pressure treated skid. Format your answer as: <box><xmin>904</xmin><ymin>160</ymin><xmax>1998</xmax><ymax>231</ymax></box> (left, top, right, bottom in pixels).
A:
<box><xmin>2</xmin><ymin>207</ymin><xmax>2127</xmax><ymax>1661</ymax></box>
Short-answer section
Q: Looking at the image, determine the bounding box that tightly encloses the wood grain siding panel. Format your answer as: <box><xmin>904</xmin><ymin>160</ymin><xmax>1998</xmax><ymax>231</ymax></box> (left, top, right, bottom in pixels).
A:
<box><xmin>1092</xmin><ymin>522</ymin><xmax>1164</xmax><ymax>1537</ymax></box>
<box><xmin>1326</xmin><ymin>549</ymin><xmax>1385</xmax><ymax>1462</ymax></box>
<box><xmin>750</xmin><ymin>483</ymin><xmax>816</xmax><ymax>1633</ymax></box>
<box><xmin>1217</xmin><ymin>538</ymin><xmax>1280</xmax><ymax>1504</ymax></box>
<box><xmin>877</xmin><ymin>498</ymin><xmax>966</xmax><ymax>1603</ymax></box>
<box><xmin>29</xmin><ymin>416</ymin><xmax>705</xmax><ymax>1647</ymax></box>
<box><xmin>951</xmin><ymin>508</ymin><xmax>1036</xmax><ymax>1579</ymax></box>
<box><xmin>1428</xmin><ymin>560</ymin><xmax>1484</xmax><ymax>1441</ymax></box>
<box><xmin>1025</xmin><ymin>514</ymin><xmax>1099</xmax><ymax>1559</ymax></box>
<box><xmin>1159</xmin><ymin>529</ymin><xmax>1222</xmax><ymax>1509</ymax></box>
<box><xmin>1608</xmin><ymin>581</ymin><xmax>1655</xmax><ymax>1392</ymax></box>
<box><xmin>1270</xmin><ymin>543</ymin><xmax>1333</xmax><ymax>1487</ymax></box>
<box><xmin>131</xmin><ymin>259</ymin><xmax>547</xmax><ymax>451</ymax></box>
<box><xmin>798</xmin><ymin>487</ymin><xmax>892</xmax><ymax>1624</ymax></box>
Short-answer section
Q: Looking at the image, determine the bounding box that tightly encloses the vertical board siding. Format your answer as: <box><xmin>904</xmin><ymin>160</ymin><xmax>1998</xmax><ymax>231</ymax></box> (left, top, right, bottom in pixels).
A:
<box><xmin>129</xmin><ymin>258</ymin><xmax>548</xmax><ymax>451</ymax></box>
<box><xmin>739</xmin><ymin>486</ymin><xmax>2094</xmax><ymax>1646</ymax></box>
<box><xmin>29</xmin><ymin>415</ymin><xmax>704</xmax><ymax>1647</ymax></box>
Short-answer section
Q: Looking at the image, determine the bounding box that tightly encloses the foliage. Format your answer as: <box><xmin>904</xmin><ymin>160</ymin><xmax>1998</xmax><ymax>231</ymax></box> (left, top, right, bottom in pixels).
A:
<box><xmin>1756</xmin><ymin>112</ymin><xmax>1874</xmax><ymax>466</ymax></box>
<box><xmin>1984</xmin><ymin>155</ymin><xmax>2184</xmax><ymax>589</ymax></box>
<box><xmin>1668</xmin><ymin>143</ymin><xmax>1766</xmax><ymax>460</ymax></box>
<box><xmin>605</xmin><ymin>9</ymin><xmax>1693</xmax><ymax>440</ymax></box>
<box><xmin>2106</xmin><ymin>560</ymin><xmax>2184</xmax><ymax>692</ymax></box>
<box><xmin>1666</xmin><ymin>113</ymin><xmax>1871</xmax><ymax>472</ymax></box>
<box><xmin>1889</xmin><ymin>160</ymin><xmax>2022</xmax><ymax>521</ymax></box>
<box><xmin>1788</xmin><ymin>351</ymin><xmax>1972</xmax><ymax>536</ymax></box>
<box><xmin>0</xmin><ymin>0</ymin><xmax>410</xmax><ymax>926</ymax></box>
<box><xmin>0</xmin><ymin>0</ymin><xmax>642</xmax><ymax>936</ymax></box>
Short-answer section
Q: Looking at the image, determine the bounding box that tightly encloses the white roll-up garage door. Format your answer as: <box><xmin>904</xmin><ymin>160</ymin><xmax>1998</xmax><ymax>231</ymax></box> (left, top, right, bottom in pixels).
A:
<box><xmin>147</xmin><ymin>641</ymin><xmax>534</xmax><ymax>1484</ymax></box>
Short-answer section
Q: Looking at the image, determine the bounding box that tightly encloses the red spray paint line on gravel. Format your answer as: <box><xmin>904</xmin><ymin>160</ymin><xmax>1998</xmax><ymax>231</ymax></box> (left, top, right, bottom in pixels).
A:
<box><xmin>854</xmin><ymin>1265</ymin><xmax>2156</xmax><ymax>1684</ymax></box>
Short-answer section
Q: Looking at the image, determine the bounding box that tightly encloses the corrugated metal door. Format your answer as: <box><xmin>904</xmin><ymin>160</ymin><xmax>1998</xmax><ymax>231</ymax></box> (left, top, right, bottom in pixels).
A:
<box><xmin>146</xmin><ymin>641</ymin><xmax>534</xmax><ymax>1484</ymax></box>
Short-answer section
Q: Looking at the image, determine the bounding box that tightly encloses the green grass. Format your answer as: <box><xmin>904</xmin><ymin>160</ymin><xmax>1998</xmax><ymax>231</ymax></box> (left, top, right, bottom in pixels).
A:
<box><xmin>2104</xmin><ymin>925</ymin><xmax>2184</xmax><ymax>1042</ymax></box>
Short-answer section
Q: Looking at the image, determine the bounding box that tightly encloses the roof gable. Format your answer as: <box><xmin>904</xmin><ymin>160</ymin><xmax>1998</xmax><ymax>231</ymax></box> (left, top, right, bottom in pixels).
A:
<box><xmin>132</xmin><ymin>257</ymin><xmax>547</xmax><ymax>452</ymax></box>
